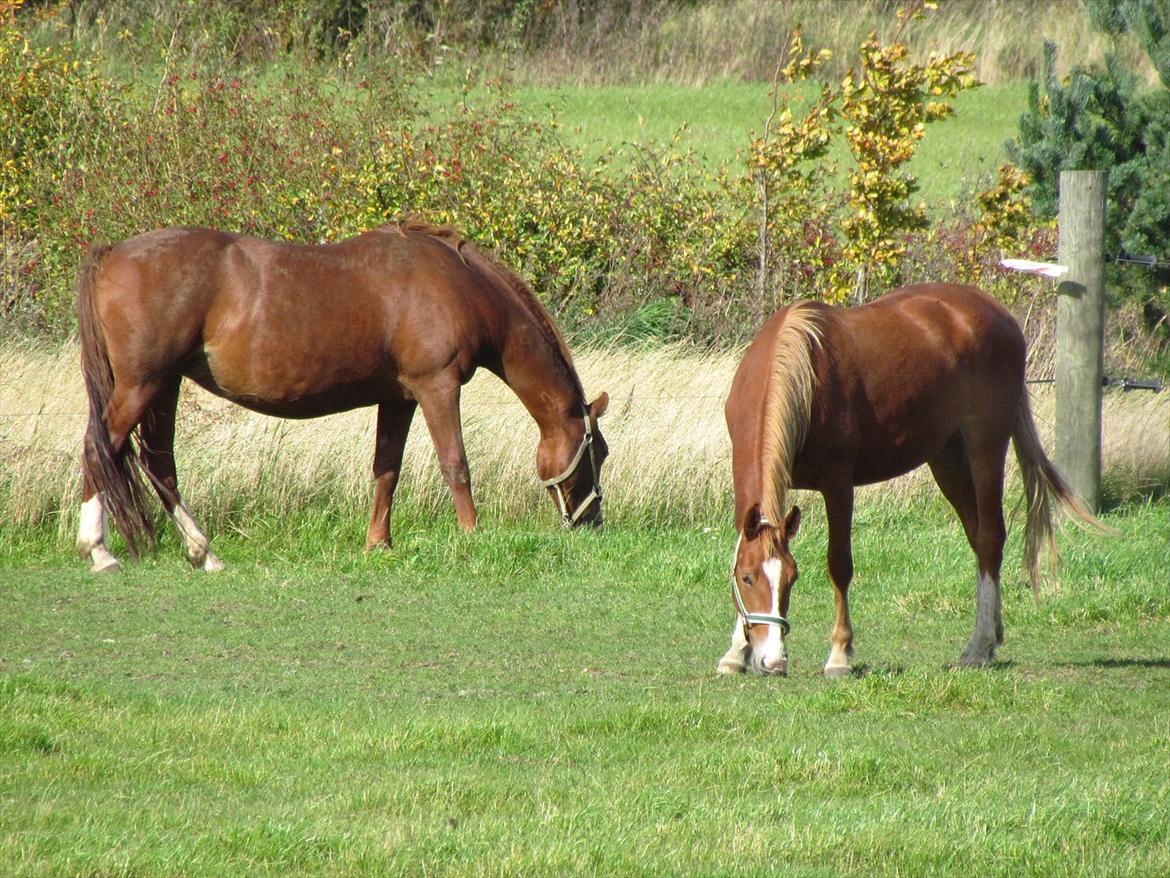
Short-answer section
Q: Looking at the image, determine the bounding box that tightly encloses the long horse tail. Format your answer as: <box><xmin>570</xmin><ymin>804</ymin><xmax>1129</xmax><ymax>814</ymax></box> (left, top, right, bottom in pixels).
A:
<box><xmin>1011</xmin><ymin>393</ymin><xmax>1109</xmax><ymax>593</ymax></box>
<box><xmin>77</xmin><ymin>245</ymin><xmax>156</xmax><ymax>557</ymax></box>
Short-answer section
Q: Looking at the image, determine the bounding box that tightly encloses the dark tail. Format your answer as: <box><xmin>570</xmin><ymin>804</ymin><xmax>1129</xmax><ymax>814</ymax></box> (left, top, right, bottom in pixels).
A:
<box><xmin>77</xmin><ymin>245</ymin><xmax>156</xmax><ymax>557</ymax></box>
<box><xmin>1012</xmin><ymin>394</ymin><xmax>1111</xmax><ymax>593</ymax></box>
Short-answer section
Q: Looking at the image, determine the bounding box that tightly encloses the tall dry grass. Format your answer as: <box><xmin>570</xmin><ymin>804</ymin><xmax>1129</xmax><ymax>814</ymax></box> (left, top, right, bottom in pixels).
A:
<box><xmin>503</xmin><ymin>0</ymin><xmax>1157</xmax><ymax>87</ymax></box>
<box><xmin>3</xmin><ymin>339</ymin><xmax>1166</xmax><ymax>547</ymax></box>
<box><xmin>0</xmin><ymin>341</ymin><xmax>738</xmax><ymax>541</ymax></box>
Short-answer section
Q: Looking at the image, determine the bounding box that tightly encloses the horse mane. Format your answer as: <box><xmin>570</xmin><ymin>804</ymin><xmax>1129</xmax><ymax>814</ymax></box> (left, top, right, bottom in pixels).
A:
<box><xmin>383</xmin><ymin>220</ymin><xmax>586</xmax><ymax>404</ymax></box>
<box><xmin>759</xmin><ymin>302</ymin><xmax>823</xmax><ymax>528</ymax></box>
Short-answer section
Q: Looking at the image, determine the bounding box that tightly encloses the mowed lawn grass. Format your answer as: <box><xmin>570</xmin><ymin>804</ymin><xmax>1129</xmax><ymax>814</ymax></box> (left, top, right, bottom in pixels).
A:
<box><xmin>507</xmin><ymin>81</ymin><xmax>1030</xmax><ymax>206</ymax></box>
<box><xmin>2</xmin><ymin>498</ymin><xmax>1168</xmax><ymax>877</ymax></box>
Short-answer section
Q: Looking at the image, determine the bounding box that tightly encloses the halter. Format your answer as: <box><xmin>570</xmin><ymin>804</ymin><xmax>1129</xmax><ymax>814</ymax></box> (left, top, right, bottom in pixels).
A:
<box><xmin>730</xmin><ymin>524</ymin><xmax>792</xmax><ymax>637</ymax></box>
<box><xmin>540</xmin><ymin>406</ymin><xmax>603</xmax><ymax>526</ymax></box>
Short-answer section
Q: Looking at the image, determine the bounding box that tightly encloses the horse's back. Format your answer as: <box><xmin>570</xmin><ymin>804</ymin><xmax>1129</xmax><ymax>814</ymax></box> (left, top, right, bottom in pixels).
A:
<box><xmin>88</xmin><ymin>226</ymin><xmax>502</xmax><ymax>416</ymax></box>
<box><xmin>98</xmin><ymin>226</ymin><xmax>237</xmax><ymax>306</ymax></box>
<box><xmin>834</xmin><ymin>283</ymin><xmax>1023</xmax><ymax>365</ymax></box>
<box><xmin>802</xmin><ymin>283</ymin><xmax>1027</xmax><ymax>485</ymax></box>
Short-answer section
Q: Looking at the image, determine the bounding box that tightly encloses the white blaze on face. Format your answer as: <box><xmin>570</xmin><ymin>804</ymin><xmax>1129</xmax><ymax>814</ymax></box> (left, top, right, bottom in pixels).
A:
<box><xmin>759</xmin><ymin>556</ymin><xmax>787</xmax><ymax>669</ymax></box>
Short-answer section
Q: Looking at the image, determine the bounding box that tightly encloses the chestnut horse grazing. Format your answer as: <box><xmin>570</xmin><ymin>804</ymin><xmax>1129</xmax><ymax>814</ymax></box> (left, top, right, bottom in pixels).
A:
<box><xmin>719</xmin><ymin>283</ymin><xmax>1102</xmax><ymax>676</ymax></box>
<box><xmin>76</xmin><ymin>222</ymin><xmax>609</xmax><ymax>572</ymax></box>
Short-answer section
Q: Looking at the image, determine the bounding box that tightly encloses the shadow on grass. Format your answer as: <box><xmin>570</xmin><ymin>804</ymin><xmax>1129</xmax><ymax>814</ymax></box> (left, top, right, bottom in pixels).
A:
<box><xmin>839</xmin><ymin>663</ymin><xmax>902</xmax><ymax>678</ymax></box>
<box><xmin>1100</xmin><ymin>482</ymin><xmax>1170</xmax><ymax>513</ymax></box>
<box><xmin>1087</xmin><ymin>657</ymin><xmax>1170</xmax><ymax>670</ymax></box>
<box><xmin>816</xmin><ymin>659</ymin><xmax>1023</xmax><ymax>679</ymax></box>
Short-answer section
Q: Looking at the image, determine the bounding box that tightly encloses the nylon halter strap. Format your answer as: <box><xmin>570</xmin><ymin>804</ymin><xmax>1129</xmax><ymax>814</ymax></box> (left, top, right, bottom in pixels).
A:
<box><xmin>540</xmin><ymin>406</ymin><xmax>602</xmax><ymax>527</ymax></box>
<box><xmin>731</xmin><ymin>522</ymin><xmax>792</xmax><ymax>637</ymax></box>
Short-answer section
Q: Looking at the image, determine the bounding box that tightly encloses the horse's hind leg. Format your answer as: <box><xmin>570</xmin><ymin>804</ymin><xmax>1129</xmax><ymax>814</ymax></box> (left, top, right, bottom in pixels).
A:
<box><xmin>139</xmin><ymin>379</ymin><xmax>223</xmax><ymax>571</ymax></box>
<box><xmin>77</xmin><ymin>380</ymin><xmax>161</xmax><ymax>572</ymax></box>
<box><xmin>77</xmin><ymin>475</ymin><xmax>120</xmax><ymax>573</ymax></box>
<box><xmin>926</xmin><ymin>433</ymin><xmax>1001</xmax><ymax>646</ymax></box>
<box><xmin>366</xmin><ymin>400</ymin><xmax>417</xmax><ymax>550</ymax></box>
<box><xmin>932</xmin><ymin>433</ymin><xmax>1008</xmax><ymax>666</ymax></box>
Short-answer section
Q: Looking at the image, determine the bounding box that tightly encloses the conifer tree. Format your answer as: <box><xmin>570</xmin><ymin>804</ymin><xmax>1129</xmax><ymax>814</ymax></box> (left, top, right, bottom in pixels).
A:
<box><xmin>1008</xmin><ymin>0</ymin><xmax>1169</xmax><ymax>325</ymax></box>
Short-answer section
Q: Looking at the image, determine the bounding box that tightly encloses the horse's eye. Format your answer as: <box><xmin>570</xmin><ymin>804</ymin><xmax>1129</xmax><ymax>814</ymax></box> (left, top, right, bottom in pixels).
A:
<box><xmin>742</xmin><ymin>574</ymin><xmax>753</xmax><ymax>586</ymax></box>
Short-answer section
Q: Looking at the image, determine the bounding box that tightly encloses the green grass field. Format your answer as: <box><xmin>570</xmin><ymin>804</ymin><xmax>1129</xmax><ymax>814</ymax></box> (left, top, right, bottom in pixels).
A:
<box><xmin>3</xmin><ymin>498</ymin><xmax>1168</xmax><ymax>877</ymax></box>
<box><xmin>5</xmin><ymin>7</ymin><xmax>1168</xmax><ymax>872</ymax></box>
<box><xmin>505</xmin><ymin>81</ymin><xmax>1030</xmax><ymax>206</ymax></box>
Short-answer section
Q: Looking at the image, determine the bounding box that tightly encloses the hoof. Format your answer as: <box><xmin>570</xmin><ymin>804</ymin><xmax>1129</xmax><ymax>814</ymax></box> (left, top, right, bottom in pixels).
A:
<box><xmin>958</xmin><ymin>648</ymin><xmax>994</xmax><ymax>668</ymax></box>
<box><xmin>716</xmin><ymin>658</ymin><xmax>746</xmax><ymax>675</ymax></box>
<box><xmin>823</xmin><ymin>664</ymin><xmax>852</xmax><ymax>679</ymax></box>
<box><xmin>90</xmin><ymin>554</ymin><xmax>121</xmax><ymax>574</ymax></box>
<box><xmin>200</xmin><ymin>553</ymin><xmax>225</xmax><ymax>572</ymax></box>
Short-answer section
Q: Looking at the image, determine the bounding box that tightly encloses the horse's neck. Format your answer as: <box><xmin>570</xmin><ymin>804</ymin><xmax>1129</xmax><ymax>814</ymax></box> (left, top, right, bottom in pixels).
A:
<box><xmin>733</xmin><ymin>457</ymin><xmax>770</xmax><ymax>529</ymax></box>
<box><xmin>496</xmin><ymin>321</ymin><xmax>582</xmax><ymax>437</ymax></box>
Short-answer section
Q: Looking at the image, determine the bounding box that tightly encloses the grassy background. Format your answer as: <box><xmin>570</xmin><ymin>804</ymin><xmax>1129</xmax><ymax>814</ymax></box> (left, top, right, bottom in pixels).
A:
<box><xmin>512</xmin><ymin>81</ymin><xmax>1031</xmax><ymax>207</ymax></box>
<box><xmin>4</xmin><ymin>340</ymin><xmax>1167</xmax><ymax>537</ymax></box>
<box><xmin>3</xmin><ymin>339</ymin><xmax>1168</xmax><ymax>876</ymax></box>
<box><xmin>3</xmin><ymin>501</ymin><xmax>1168</xmax><ymax>877</ymax></box>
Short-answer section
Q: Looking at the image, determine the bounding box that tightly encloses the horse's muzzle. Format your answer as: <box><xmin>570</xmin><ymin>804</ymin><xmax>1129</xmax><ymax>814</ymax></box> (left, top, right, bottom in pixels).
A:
<box><xmin>575</xmin><ymin>514</ymin><xmax>603</xmax><ymax>531</ymax></box>
<box><xmin>751</xmin><ymin>654</ymin><xmax>789</xmax><ymax>676</ymax></box>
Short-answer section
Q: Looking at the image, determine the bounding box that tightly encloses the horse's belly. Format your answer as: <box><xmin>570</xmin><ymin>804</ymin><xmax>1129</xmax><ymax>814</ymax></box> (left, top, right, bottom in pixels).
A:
<box><xmin>850</xmin><ymin>421</ymin><xmax>954</xmax><ymax>484</ymax></box>
<box><xmin>851</xmin><ymin>454</ymin><xmax>925</xmax><ymax>485</ymax></box>
<box><xmin>182</xmin><ymin>347</ymin><xmax>403</xmax><ymax>417</ymax></box>
<box><xmin>796</xmin><ymin>421</ymin><xmax>950</xmax><ymax>488</ymax></box>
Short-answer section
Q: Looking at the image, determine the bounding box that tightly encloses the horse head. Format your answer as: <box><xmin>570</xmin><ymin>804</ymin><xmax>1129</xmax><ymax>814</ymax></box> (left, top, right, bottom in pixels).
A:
<box><xmin>539</xmin><ymin>392</ymin><xmax>609</xmax><ymax>529</ymax></box>
<box><xmin>731</xmin><ymin>504</ymin><xmax>801</xmax><ymax>675</ymax></box>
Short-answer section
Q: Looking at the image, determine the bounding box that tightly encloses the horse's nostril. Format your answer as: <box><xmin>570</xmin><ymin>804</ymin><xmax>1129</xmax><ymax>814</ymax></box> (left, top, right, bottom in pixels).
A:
<box><xmin>759</xmin><ymin>656</ymin><xmax>789</xmax><ymax>676</ymax></box>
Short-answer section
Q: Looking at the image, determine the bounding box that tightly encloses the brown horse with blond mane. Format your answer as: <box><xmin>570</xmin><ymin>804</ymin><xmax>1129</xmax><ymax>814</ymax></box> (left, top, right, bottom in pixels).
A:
<box><xmin>75</xmin><ymin>221</ymin><xmax>609</xmax><ymax>572</ymax></box>
<box><xmin>720</xmin><ymin>283</ymin><xmax>1102</xmax><ymax>676</ymax></box>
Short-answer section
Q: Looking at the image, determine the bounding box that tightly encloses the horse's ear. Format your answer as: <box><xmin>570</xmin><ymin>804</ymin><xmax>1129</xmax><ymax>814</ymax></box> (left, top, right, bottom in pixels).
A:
<box><xmin>589</xmin><ymin>392</ymin><xmax>609</xmax><ymax>419</ymax></box>
<box><xmin>743</xmin><ymin>503</ymin><xmax>764</xmax><ymax>540</ymax></box>
<box><xmin>784</xmin><ymin>506</ymin><xmax>802</xmax><ymax>541</ymax></box>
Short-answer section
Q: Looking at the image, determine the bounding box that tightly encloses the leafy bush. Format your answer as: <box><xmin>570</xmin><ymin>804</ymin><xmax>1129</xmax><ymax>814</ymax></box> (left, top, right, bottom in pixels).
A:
<box><xmin>0</xmin><ymin>15</ymin><xmax>110</xmax><ymax>329</ymax></box>
<box><xmin>4</xmin><ymin>58</ymin><xmax>415</xmax><ymax>331</ymax></box>
<box><xmin>747</xmin><ymin>9</ymin><xmax>982</xmax><ymax>305</ymax></box>
<box><xmin>0</xmin><ymin>22</ymin><xmax>750</xmax><ymax>338</ymax></box>
<box><xmin>0</xmin><ymin>3</ymin><xmax>1063</xmax><ymax>347</ymax></box>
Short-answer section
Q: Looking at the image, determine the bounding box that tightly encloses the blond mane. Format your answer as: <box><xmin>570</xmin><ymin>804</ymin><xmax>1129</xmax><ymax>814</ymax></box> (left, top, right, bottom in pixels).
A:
<box><xmin>759</xmin><ymin>302</ymin><xmax>823</xmax><ymax>526</ymax></box>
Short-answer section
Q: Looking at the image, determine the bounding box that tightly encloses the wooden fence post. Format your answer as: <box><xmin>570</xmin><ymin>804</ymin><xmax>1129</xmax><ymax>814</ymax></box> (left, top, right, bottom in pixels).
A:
<box><xmin>1055</xmin><ymin>169</ymin><xmax>1107</xmax><ymax>512</ymax></box>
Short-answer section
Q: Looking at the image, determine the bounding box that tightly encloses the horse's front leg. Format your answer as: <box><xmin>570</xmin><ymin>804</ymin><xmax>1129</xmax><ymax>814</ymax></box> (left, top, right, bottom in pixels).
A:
<box><xmin>716</xmin><ymin>616</ymin><xmax>750</xmax><ymax>675</ymax></box>
<box><xmin>415</xmin><ymin>379</ymin><xmax>477</xmax><ymax>531</ymax></box>
<box><xmin>823</xmin><ymin>485</ymin><xmax>855</xmax><ymax>677</ymax></box>
<box><xmin>366</xmin><ymin>400</ymin><xmax>417</xmax><ymax>550</ymax></box>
